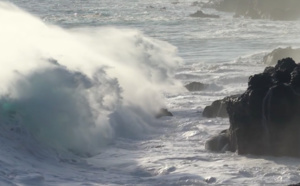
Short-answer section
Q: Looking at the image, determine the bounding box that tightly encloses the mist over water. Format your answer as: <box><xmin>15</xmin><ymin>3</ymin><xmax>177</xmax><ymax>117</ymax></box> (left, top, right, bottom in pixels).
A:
<box><xmin>2</xmin><ymin>0</ymin><xmax>300</xmax><ymax>185</ymax></box>
<box><xmin>0</xmin><ymin>2</ymin><xmax>182</xmax><ymax>156</ymax></box>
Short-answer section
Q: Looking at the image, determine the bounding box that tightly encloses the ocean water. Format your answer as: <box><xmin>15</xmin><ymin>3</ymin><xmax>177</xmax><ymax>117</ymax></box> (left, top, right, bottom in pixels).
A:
<box><xmin>2</xmin><ymin>0</ymin><xmax>300</xmax><ymax>185</ymax></box>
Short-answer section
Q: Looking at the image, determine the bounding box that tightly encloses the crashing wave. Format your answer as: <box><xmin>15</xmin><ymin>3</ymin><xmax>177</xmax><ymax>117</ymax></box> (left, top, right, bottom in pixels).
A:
<box><xmin>0</xmin><ymin>2</ymin><xmax>182</xmax><ymax>156</ymax></box>
<box><xmin>263</xmin><ymin>47</ymin><xmax>300</xmax><ymax>65</ymax></box>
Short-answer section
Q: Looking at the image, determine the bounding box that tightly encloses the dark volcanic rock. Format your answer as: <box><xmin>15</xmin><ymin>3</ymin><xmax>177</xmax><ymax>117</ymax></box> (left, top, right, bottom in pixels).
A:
<box><xmin>204</xmin><ymin>0</ymin><xmax>300</xmax><ymax>20</ymax></box>
<box><xmin>156</xmin><ymin>108</ymin><xmax>173</xmax><ymax>118</ymax></box>
<box><xmin>289</xmin><ymin>183</ymin><xmax>300</xmax><ymax>186</ymax></box>
<box><xmin>185</xmin><ymin>82</ymin><xmax>207</xmax><ymax>91</ymax></box>
<box><xmin>190</xmin><ymin>10</ymin><xmax>220</xmax><ymax>18</ymax></box>
<box><xmin>205</xmin><ymin>177</ymin><xmax>217</xmax><ymax>184</ymax></box>
<box><xmin>205</xmin><ymin>130</ymin><xmax>230</xmax><ymax>152</ymax></box>
<box><xmin>203</xmin><ymin>94</ymin><xmax>240</xmax><ymax>118</ymax></box>
<box><xmin>206</xmin><ymin>58</ymin><xmax>300</xmax><ymax>157</ymax></box>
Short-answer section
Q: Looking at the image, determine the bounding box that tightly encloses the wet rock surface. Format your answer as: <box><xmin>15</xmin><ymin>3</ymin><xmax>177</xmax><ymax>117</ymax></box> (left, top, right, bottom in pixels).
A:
<box><xmin>190</xmin><ymin>10</ymin><xmax>219</xmax><ymax>18</ymax></box>
<box><xmin>206</xmin><ymin>58</ymin><xmax>300</xmax><ymax>157</ymax></box>
<box><xmin>185</xmin><ymin>82</ymin><xmax>208</xmax><ymax>92</ymax></box>
<box><xmin>202</xmin><ymin>94</ymin><xmax>240</xmax><ymax>118</ymax></box>
<box><xmin>156</xmin><ymin>108</ymin><xmax>173</xmax><ymax>118</ymax></box>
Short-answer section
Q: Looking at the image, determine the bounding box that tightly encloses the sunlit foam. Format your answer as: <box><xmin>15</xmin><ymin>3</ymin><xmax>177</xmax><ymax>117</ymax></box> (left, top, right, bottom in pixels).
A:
<box><xmin>0</xmin><ymin>2</ymin><xmax>182</xmax><ymax>156</ymax></box>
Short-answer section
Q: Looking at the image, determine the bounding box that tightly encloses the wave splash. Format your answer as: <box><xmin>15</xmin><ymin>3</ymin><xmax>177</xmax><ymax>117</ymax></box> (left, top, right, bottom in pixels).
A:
<box><xmin>0</xmin><ymin>2</ymin><xmax>182</xmax><ymax>156</ymax></box>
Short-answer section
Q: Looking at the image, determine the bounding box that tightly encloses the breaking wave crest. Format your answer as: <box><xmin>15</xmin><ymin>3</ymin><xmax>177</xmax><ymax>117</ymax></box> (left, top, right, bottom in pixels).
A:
<box><xmin>0</xmin><ymin>2</ymin><xmax>182</xmax><ymax>156</ymax></box>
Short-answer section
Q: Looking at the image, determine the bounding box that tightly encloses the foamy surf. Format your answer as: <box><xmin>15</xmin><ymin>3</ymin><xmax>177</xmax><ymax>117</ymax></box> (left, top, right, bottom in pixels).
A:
<box><xmin>2</xmin><ymin>0</ymin><xmax>300</xmax><ymax>185</ymax></box>
<box><xmin>0</xmin><ymin>2</ymin><xmax>182</xmax><ymax>156</ymax></box>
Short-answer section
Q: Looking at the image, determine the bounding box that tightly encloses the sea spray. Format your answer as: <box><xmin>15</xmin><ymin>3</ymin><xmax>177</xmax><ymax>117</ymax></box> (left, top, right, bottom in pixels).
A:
<box><xmin>0</xmin><ymin>2</ymin><xmax>182</xmax><ymax>156</ymax></box>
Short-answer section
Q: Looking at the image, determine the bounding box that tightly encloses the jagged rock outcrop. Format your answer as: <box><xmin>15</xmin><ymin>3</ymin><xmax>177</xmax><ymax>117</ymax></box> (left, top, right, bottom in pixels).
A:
<box><xmin>190</xmin><ymin>10</ymin><xmax>219</xmax><ymax>18</ymax></box>
<box><xmin>202</xmin><ymin>94</ymin><xmax>240</xmax><ymax>118</ymax></box>
<box><xmin>205</xmin><ymin>130</ymin><xmax>230</xmax><ymax>152</ymax></box>
<box><xmin>206</xmin><ymin>58</ymin><xmax>300</xmax><ymax>157</ymax></box>
<box><xmin>204</xmin><ymin>0</ymin><xmax>300</xmax><ymax>20</ymax></box>
<box><xmin>156</xmin><ymin>108</ymin><xmax>173</xmax><ymax>118</ymax></box>
<box><xmin>185</xmin><ymin>82</ymin><xmax>208</xmax><ymax>91</ymax></box>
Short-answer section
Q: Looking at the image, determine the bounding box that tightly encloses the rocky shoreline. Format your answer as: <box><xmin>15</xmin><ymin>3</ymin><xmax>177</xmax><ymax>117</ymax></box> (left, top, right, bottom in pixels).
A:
<box><xmin>205</xmin><ymin>58</ymin><xmax>300</xmax><ymax>157</ymax></box>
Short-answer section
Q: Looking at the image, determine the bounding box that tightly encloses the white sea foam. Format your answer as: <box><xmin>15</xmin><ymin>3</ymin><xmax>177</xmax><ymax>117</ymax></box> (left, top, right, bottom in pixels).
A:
<box><xmin>0</xmin><ymin>2</ymin><xmax>182</xmax><ymax>156</ymax></box>
<box><xmin>2</xmin><ymin>0</ymin><xmax>300</xmax><ymax>185</ymax></box>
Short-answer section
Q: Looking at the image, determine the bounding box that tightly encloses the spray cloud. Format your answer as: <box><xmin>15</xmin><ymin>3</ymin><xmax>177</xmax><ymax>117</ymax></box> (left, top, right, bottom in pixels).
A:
<box><xmin>0</xmin><ymin>2</ymin><xmax>182</xmax><ymax>156</ymax></box>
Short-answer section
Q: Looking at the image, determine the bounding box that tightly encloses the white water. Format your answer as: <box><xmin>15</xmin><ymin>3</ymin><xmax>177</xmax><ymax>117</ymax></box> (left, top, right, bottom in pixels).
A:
<box><xmin>1</xmin><ymin>0</ymin><xmax>300</xmax><ymax>185</ymax></box>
